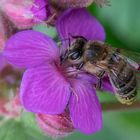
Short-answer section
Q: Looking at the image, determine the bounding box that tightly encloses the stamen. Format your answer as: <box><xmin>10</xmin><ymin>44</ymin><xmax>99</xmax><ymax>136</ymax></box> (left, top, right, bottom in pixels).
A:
<box><xmin>23</xmin><ymin>11</ymin><xmax>34</xmax><ymax>19</ymax></box>
<box><xmin>70</xmin><ymin>87</ymin><xmax>79</xmax><ymax>102</ymax></box>
<box><xmin>33</xmin><ymin>3</ymin><xmax>39</xmax><ymax>8</ymax></box>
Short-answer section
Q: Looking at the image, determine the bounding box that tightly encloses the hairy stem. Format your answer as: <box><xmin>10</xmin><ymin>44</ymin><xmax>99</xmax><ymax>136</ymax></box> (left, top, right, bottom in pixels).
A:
<box><xmin>101</xmin><ymin>101</ymin><xmax>140</xmax><ymax>112</ymax></box>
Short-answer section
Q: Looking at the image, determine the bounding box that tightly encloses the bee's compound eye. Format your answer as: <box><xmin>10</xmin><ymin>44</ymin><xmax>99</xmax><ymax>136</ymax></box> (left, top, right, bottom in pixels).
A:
<box><xmin>69</xmin><ymin>51</ymin><xmax>81</xmax><ymax>60</ymax></box>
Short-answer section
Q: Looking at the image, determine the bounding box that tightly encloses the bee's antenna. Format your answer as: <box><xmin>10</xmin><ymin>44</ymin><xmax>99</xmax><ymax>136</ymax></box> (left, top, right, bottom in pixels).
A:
<box><xmin>68</xmin><ymin>33</ymin><xmax>88</xmax><ymax>41</ymax></box>
<box><xmin>58</xmin><ymin>38</ymin><xmax>71</xmax><ymax>49</ymax></box>
<box><xmin>60</xmin><ymin>50</ymin><xmax>69</xmax><ymax>65</ymax></box>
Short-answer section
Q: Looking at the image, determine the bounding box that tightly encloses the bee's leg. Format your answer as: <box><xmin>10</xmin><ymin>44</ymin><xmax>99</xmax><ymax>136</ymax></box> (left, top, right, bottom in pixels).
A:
<box><xmin>77</xmin><ymin>62</ymin><xmax>84</xmax><ymax>70</ymax></box>
<box><xmin>60</xmin><ymin>50</ymin><xmax>69</xmax><ymax>65</ymax></box>
<box><xmin>68</xmin><ymin>33</ymin><xmax>88</xmax><ymax>41</ymax></box>
<box><xmin>46</xmin><ymin>13</ymin><xmax>57</xmax><ymax>25</ymax></box>
<box><xmin>96</xmin><ymin>71</ymin><xmax>106</xmax><ymax>89</ymax></box>
<box><xmin>115</xmin><ymin>48</ymin><xmax>121</xmax><ymax>53</ymax></box>
<box><xmin>68</xmin><ymin>37</ymin><xmax>71</xmax><ymax>48</ymax></box>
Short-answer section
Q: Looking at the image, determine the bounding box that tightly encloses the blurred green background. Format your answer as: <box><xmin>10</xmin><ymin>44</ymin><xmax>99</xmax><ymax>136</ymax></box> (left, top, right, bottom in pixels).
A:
<box><xmin>1</xmin><ymin>0</ymin><xmax>140</xmax><ymax>140</ymax></box>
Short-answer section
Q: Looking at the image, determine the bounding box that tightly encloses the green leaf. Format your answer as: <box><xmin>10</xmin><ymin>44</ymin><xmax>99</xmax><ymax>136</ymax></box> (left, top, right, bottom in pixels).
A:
<box><xmin>97</xmin><ymin>91</ymin><xmax>116</xmax><ymax>102</ymax></box>
<box><xmin>59</xmin><ymin>111</ymin><xmax>140</xmax><ymax>140</ymax></box>
<box><xmin>0</xmin><ymin>112</ymin><xmax>49</xmax><ymax>140</ymax></box>
<box><xmin>91</xmin><ymin>0</ymin><xmax>140</xmax><ymax>52</ymax></box>
<box><xmin>20</xmin><ymin>111</ymin><xmax>47</xmax><ymax>140</ymax></box>
<box><xmin>0</xmin><ymin>119</ymin><xmax>29</xmax><ymax>140</ymax></box>
<box><xmin>33</xmin><ymin>25</ymin><xmax>57</xmax><ymax>39</ymax></box>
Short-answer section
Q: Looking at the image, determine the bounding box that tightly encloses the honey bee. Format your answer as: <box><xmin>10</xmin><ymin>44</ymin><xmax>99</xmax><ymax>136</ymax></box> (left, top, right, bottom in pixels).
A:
<box><xmin>62</xmin><ymin>36</ymin><xmax>139</xmax><ymax>105</ymax></box>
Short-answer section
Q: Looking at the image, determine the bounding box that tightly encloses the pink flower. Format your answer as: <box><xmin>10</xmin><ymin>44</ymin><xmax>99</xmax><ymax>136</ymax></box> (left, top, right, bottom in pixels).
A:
<box><xmin>50</xmin><ymin>0</ymin><xmax>109</xmax><ymax>9</ymax></box>
<box><xmin>0</xmin><ymin>0</ymin><xmax>48</xmax><ymax>29</ymax></box>
<box><xmin>50</xmin><ymin>0</ymin><xmax>93</xmax><ymax>9</ymax></box>
<box><xmin>0</xmin><ymin>53</ymin><xmax>22</xmax><ymax>88</ymax></box>
<box><xmin>36</xmin><ymin>110</ymin><xmax>75</xmax><ymax>138</ymax></box>
<box><xmin>4</xmin><ymin>8</ymin><xmax>113</xmax><ymax>134</ymax></box>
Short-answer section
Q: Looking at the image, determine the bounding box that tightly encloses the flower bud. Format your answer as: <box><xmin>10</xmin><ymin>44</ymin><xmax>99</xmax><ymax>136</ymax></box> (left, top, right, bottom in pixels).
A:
<box><xmin>0</xmin><ymin>12</ymin><xmax>18</xmax><ymax>50</ymax></box>
<box><xmin>4</xmin><ymin>93</ymin><xmax>22</xmax><ymax>118</ymax></box>
<box><xmin>0</xmin><ymin>90</ymin><xmax>22</xmax><ymax>118</ymax></box>
<box><xmin>0</xmin><ymin>53</ymin><xmax>22</xmax><ymax>118</ymax></box>
<box><xmin>50</xmin><ymin>0</ymin><xmax>93</xmax><ymax>9</ymax></box>
<box><xmin>36</xmin><ymin>111</ymin><xmax>75</xmax><ymax>138</ymax></box>
<box><xmin>0</xmin><ymin>0</ymin><xmax>48</xmax><ymax>29</ymax></box>
<box><xmin>50</xmin><ymin>0</ymin><xmax>109</xmax><ymax>9</ymax></box>
<box><xmin>0</xmin><ymin>16</ymin><xmax>5</xmax><ymax>50</ymax></box>
<box><xmin>0</xmin><ymin>53</ymin><xmax>23</xmax><ymax>95</ymax></box>
<box><xmin>48</xmin><ymin>0</ymin><xmax>110</xmax><ymax>25</ymax></box>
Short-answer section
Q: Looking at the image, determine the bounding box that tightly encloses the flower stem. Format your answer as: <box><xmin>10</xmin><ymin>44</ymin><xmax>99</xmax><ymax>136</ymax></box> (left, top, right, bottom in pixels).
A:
<box><xmin>101</xmin><ymin>101</ymin><xmax>140</xmax><ymax>112</ymax></box>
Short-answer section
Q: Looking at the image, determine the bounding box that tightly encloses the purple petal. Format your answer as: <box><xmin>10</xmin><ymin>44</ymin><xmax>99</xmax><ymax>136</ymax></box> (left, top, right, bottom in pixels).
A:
<box><xmin>31</xmin><ymin>0</ymin><xmax>48</xmax><ymax>22</ymax></box>
<box><xmin>56</xmin><ymin>8</ymin><xmax>105</xmax><ymax>50</ymax></box>
<box><xmin>101</xmin><ymin>76</ymin><xmax>115</xmax><ymax>93</ymax></box>
<box><xmin>20</xmin><ymin>64</ymin><xmax>70</xmax><ymax>114</ymax></box>
<box><xmin>69</xmin><ymin>79</ymin><xmax>102</xmax><ymax>134</ymax></box>
<box><xmin>4</xmin><ymin>30</ymin><xmax>59</xmax><ymax>68</ymax></box>
<box><xmin>77</xmin><ymin>73</ymin><xmax>98</xmax><ymax>85</ymax></box>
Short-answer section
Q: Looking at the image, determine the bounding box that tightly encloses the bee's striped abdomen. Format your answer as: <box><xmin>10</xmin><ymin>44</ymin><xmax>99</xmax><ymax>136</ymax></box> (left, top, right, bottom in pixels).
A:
<box><xmin>110</xmin><ymin>60</ymin><xmax>137</xmax><ymax>105</ymax></box>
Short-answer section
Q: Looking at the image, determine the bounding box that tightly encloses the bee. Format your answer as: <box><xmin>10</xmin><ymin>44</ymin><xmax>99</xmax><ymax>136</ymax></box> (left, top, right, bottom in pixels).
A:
<box><xmin>62</xmin><ymin>36</ymin><xmax>139</xmax><ymax>105</ymax></box>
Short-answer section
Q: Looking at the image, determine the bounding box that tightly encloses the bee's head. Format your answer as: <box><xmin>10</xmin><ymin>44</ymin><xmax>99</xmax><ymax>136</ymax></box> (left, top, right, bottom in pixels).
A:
<box><xmin>61</xmin><ymin>36</ymin><xmax>87</xmax><ymax>65</ymax></box>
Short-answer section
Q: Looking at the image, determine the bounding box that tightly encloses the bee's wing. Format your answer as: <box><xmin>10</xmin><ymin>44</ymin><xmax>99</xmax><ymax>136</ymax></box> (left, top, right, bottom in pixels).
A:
<box><xmin>112</xmin><ymin>48</ymin><xmax>140</xmax><ymax>69</ymax></box>
<box><xmin>119</xmin><ymin>48</ymin><xmax>140</xmax><ymax>63</ymax></box>
<box><xmin>136</xmin><ymin>72</ymin><xmax>140</xmax><ymax>91</ymax></box>
<box><xmin>118</xmin><ymin>53</ymin><xmax>140</xmax><ymax>83</ymax></box>
<box><xmin>120</xmin><ymin>49</ymin><xmax>140</xmax><ymax>63</ymax></box>
<box><xmin>136</xmin><ymin>70</ymin><xmax>140</xmax><ymax>82</ymax></box>
<box><xmin>122</xmin><ymin>50</ymin><xmax>140</xmax><ymax>87</ymax></box>
<box><xmin>119</xmin><ymin>54</ymin><xmax>139</xmax><ymax>69</ymax></box>
<box><xmin>112</xmin><ymin>48</ymin><xmax>140</xmax><ymax>87</ymax></box>
<box><xmin>125</xmin><ymin>58</ymin><xmax>139</xmax><ymax>69</ymax></box>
